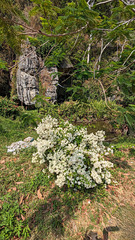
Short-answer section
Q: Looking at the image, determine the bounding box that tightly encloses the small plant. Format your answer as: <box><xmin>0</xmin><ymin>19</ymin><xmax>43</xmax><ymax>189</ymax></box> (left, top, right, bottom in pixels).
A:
<box><xmin>20</xmin><ymin>112</ymin><xmax>40</xmax><ymax>127</ymax></box>
<box><xmin>27</xmin><ymin>171</ymin><xmax>51</xmax><ymax>192</ymax></box>
<box><xmin>0</xmin><ymin>196</ymin><xmax>30</xmax><ymax>240</ymax></box>
<box><xmin>0</xmin><ymin>97</ymin><xmax>22</xmax><ymax>119</ymax></box>
<box><xmin>32</xmin><ymin>94</ymin><xmax>50</xmax><ymax>111</ymax></box>
<box><xmin>32</xmin><ymin>115</ymin><xmax>113</xmax><ymax>190</ymax></box>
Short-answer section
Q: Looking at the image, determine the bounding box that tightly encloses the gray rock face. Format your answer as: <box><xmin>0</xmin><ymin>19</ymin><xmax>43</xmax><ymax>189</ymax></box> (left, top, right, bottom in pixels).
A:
<box><xmin>39</xmin><ymin>67</ymin><xmax>58</xmax><ymax>102</ymax></box>
<box><xmin>16</xmin><ymin>43</ymin><xmax>59</xmax><ymax>105</ymax></box>
<box><xmin>16</xmin><ymin>44</ymin><xmax>39</xmax><ymax>105</ymax></box>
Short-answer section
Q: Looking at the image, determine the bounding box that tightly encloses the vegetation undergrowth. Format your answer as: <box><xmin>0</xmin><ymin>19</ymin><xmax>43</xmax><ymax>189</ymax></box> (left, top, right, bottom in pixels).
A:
<box><xmin>0</xmin><ymin>0</ymin><xmax>135</xmax><ymax>238</ymax></box>
<box><xmin>0</xmin><ymin>96</ymin><xmax>135</xmax><ymax>136</ymax></box>
<box><xmin>0</xmin><ymin>114</ymin><xmax>135</xmax><ymax>240</ymax></box>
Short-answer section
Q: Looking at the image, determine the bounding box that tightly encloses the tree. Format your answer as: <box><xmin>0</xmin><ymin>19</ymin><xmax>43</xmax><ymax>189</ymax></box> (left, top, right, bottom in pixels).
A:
<box><xmin>1</xmin><ymin>0</ymin><xmax>135</xmax><ymax>114</ymax></box>
<box><xmin>0</xmin><ymin>0</ymin><xmax>27</xmax><ymax>52</ymax></box>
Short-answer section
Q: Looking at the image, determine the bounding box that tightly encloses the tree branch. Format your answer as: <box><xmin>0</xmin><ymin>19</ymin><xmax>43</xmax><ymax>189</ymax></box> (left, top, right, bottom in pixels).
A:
<box><xmin>87</xmin><ymin>0</ymin><xmax>95</xmax><ymax>9</ymax></box>
<box><xmin>123</xmin><ymin>49</ymin><xmax>135</xmax><ymax>65</ymax></box>
<box><xmin>70</xmin><ymin>34</ymin><xmax>80</xmax><ymax>53</ymax></box>
<box><xmin>98</xmin><ymin>79</ymin><xmax>112</xmax><ymax>110</ymax></box>
<box><xmin>94</xmin><ymin>39</ymin><xmax>113</xmax><ymax>78</ymax></box>
<box><xmin>14</xmin><ymin>20</ymin><xmax>88</xmax><ymax>38</ymax></box>
<box><xmin>112</xmin><ymin>18</ymin><xmax>135</xmax><ymax>31</ymax></box>
<box><xmin>121</xmin><ymin>59</ymin><xmax>135</xmax><ymax>72</ymax></box>
<box><xmin>119</xmin><ymin>38</ymin><xmax>127</xmax><ymax>59</ymax></box>
<box><xmin>120</xmin><ymin>0</ymin><xmax>135</xmax><ymax>12</ymax></box>
<box><xmin>95</xmin><ymin>0</ymin><xmax>113</xmax><ymax>6</ymax></box>
<box><xmin>87</xmin><ymin>34</ymin><xmax>93</xmax><ymax>64</ymax></box>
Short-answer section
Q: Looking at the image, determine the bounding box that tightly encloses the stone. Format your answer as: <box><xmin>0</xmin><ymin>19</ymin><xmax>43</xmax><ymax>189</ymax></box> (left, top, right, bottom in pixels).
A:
<box><xmin>16</xmin><ymin>44</ymin><xmax>39</xmax><ymax>105</ymax></box>
<box><xmin>39</xmin><ymin>67</ymin><xmax>58</xmax><ymax>102</ymax></box>
<box><xmin>15</xmin><ymin>41</ymin><xmax>73</xmax><ymax>105</ymax></box>
<box><xmin>16</xmin><ymin>42</ymin><xmax>59</xmax><ymax>105</ymax></box>
<box><xmin>7</xmin><ymin>137</ymin><xmax>34</xmax><ymax>154</ymax></box>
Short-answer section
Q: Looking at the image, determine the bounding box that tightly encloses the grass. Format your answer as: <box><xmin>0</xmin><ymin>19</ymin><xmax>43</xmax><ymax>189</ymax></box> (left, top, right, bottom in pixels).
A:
<box><xmin>0</xmin><ymin>115</ymin><xmax>135</xmax><ymax>240</ymax></box>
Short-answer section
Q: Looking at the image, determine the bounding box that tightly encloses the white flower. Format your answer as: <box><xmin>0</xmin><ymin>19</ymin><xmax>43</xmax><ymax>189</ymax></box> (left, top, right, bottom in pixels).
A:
<box><xmin>32</xmin><ymin>115</ymin><xmax>113</xmax><ymax>189</ymax></box>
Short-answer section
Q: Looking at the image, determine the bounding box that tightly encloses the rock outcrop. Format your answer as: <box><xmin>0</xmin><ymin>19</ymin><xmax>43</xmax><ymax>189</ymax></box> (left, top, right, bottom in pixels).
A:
<box><xmin>39</xmin><ymin>67</ymin><xmax>58</xmax><ymax>102</ymax></box>
<box><xmin>16</xmin><ymin>44</ymin><xmax>39</xmax><ymax>105</ymax></box>
<box><xmin>16</xmin><ymin>42</ymin><xmax>59</xmax><ymax>105</ymax></box>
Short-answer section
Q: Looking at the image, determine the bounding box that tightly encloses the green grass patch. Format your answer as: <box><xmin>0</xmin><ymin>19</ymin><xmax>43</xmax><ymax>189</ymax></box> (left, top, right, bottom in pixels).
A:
<box><xmin>0</xmin><ymin>116</ymin><xmax>135</xmax><ymax>240</ymax></box>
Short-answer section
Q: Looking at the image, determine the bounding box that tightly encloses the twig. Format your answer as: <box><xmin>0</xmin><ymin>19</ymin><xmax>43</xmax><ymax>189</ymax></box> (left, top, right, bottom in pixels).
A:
<box><xmin>44</xmin><ymin>44</ymin><xmax>57</xmax><ymax>63</ymax></box>
<box><xmin>121</xmin><ymin>59</ymin><xmax>135</xmax><ymax>71</ymax></box>
<box><xmin>98</xmin><ymin>79</ymin><xmax>112</xmax><ymax>110</ymax></box>
<box><xmin>70</xmin><ymin>34</ymin><xmax>79</xmax><ymax>52</ymax></box>
<box><xmin>119</xmin><ymin>38</ymin><xmax>127</xmax><ymax>59</ymax></box>
<box><xmin>95</xmin><ymin>0</ymin><xmax>113</xmax><ymax>6</ymax></box>
<box><xmin>112</xmin><ymin>18</ymin><xmax>135</xmax><ymax>31</ymax></box>
<box><xmin>120</xmin><ymin>0</ymin><xmax>135</xmax><ymax>12</ymax></box>
<box><xmin>123</xmin><ymin>49</ymin><xmax>135</xmax><ymax>65</ymax></box>
<box><xmin>94</xmin><ymin>39</ymin><xmax>113</xmax><ymax>78</ymax></box>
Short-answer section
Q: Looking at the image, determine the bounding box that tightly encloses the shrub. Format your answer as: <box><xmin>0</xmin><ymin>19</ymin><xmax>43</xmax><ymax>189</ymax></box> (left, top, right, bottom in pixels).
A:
<box><xmin>0</xmin><ymin>97</ymin><xmax>22</xmax><ymax>118</ymax></box>
<box><xmin>32</xmin><ymin>116</ymin><xmax>113</xmax><ymax>190</ymax></box>
<box><xmin>58</xmin><ymin>101</ymin><xmax>93</xmax><ymax>122</ymax></box>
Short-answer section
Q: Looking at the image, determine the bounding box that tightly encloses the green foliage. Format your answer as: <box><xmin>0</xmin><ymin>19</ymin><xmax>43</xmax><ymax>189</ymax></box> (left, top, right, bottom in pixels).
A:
<box><xmin>59</xmin><ymin>101</ymin><xmax>91</xmax><ymax>122</ymax></box>
<box><xmin>45</xmin><ymin>45</ymin><xmax>66</xmax><ymax>67</ymax></box>
<box><xmin>19</xmin><ymin>112</ymin><xmax>41</xmax><ymax>127</ymax></box>
<box><xmin>39</xmin><ymin>102</ymin><xmax>59</xmax><ymax>119</ymax></box>
<box><xmin>30</xmin><ymin>0</ymin><xmax>98</xmax><ymax>35</ymax></box>
<box><xmin>66</xmin><ymin>62</ymin><xmax>93</xmax><ymax>102</ymax></box>
<box><xmin>116</xmin><ymin>104</ymin><xmax>135</xmax><ymax>129</ymax></box>
<box><xmin>0</xmin><ymin>97</ymin><xmax>23</xmax><ymax>118</ymax></box>
<box><xmin>58</xmin><ymin>100</ymin><xmax>117</xmax><ymax>122</ymax></box>
<box><xmin>27</xmin><ymin>171</ymin><xmax>52</xmax><ymax>192</ymax></box>
<box><xmin>32</xmin><ymin>94</ymin><xmax>50</xmax><ymax>109</ymax></box>
<box><xmin>32</xmin><ymin>94</ymin><xmax>60</xmax><ymax>119</ymax></box>
<box><xmin>90</xmin><ymin>100</ymin><xmax>108</xmax><ymax>119</ymax></box>
<box><xmin>0</xmin><ymin>58</ymin><xmax>8</xmax><ymax>70</ymax></box>
<box><xmin>0</xmin><ymin>0</ymin><xmax>26</xmax><ymax>53</ymax></box>
<box><xmin>0</xmin><ymin>195</ymin><xmax>30</xmax><ymax>240</ymax></box>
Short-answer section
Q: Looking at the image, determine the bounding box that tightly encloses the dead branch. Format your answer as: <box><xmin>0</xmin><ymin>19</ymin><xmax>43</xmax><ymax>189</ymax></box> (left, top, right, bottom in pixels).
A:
<box><xmin>95</xmin><ymin>0</ymin><xmax>113</xmax><ymax>6</ymax></box>
<box><xmin>120</xmin><ymin>0</ymin><xmax>135</xmax><ymax>12</ymax></box>
<box><xmin>123</xmin><ymin>49</ymin><xmax>135</xmax><ymax>65</ymax></box>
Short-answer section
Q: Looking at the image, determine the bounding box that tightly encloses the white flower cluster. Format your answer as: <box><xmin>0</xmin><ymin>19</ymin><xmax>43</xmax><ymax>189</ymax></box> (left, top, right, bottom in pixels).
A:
<box><xmin>32</xmin><ymin>115</ymin><xmax>113</xmax><ymax>189</ymax></box>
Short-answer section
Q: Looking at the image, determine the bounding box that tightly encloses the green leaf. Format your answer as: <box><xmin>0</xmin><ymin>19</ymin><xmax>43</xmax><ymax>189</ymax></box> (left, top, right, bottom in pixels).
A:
<box><xmin>125</xmin><ymin>113</ymin><xmax>135</xmax><ymax>127</ymax></box>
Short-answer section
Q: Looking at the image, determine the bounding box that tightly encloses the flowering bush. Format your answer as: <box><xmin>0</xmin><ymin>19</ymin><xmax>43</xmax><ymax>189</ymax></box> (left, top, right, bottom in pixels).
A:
<box><xmin>32</xmin><ymin>115</ymin><xmax>113</xmax><ymax>189</ymax></box>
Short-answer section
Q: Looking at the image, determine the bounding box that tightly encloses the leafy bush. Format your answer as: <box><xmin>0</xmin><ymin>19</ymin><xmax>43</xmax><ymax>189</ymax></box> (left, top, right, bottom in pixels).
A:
<box><xmin>66</xmin><ymin>62</ymin><xmax>93</xmax><ymax>103</ymax></box>
<box><xmin>39</xmin><ymin>103</ymin><xmax>59</xmax><ymax>119</ymax></box>
<box><xmin>0</xmin><ymin>97</ymin><xmax>22</xmax><ymax>118</ymax></box>
<box><xmin>20</xmin><ymin>112</ymin><xmax>41</xmax><ymax>127</ymax></box>
<box><xmin>32</xmin><ymin>116</ymin><xmax>113</xmax><ymax>190</ymax></box>
<box><xmin>58</xmin><ymin>101</ymin><xmax>92</xmax><ymax>122</ymax></box>
<box><xmin>58</xmin><ymin>100</ymin><xmax>118</xmax><ymax>122</ymax></box>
